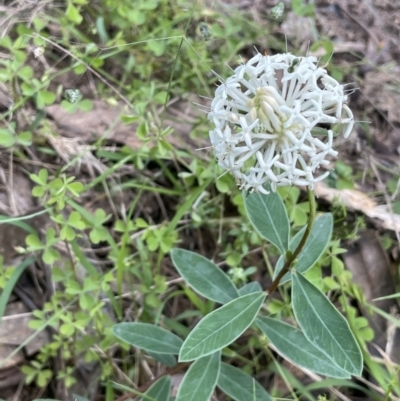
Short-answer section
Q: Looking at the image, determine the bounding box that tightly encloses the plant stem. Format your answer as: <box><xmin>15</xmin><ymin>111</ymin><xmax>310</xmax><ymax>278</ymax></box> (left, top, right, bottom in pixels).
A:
<box><xmin>266</xmin><ymin>188</ymin><xmax>316</xmax><ymax>296</ymax></box>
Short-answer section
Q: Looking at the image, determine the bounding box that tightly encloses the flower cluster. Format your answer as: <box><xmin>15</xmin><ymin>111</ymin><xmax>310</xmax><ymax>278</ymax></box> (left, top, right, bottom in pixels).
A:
<box><xmin>208</xmin><ymin>52</ymin><xmax>354</xmax><ymax>194</ymax></box>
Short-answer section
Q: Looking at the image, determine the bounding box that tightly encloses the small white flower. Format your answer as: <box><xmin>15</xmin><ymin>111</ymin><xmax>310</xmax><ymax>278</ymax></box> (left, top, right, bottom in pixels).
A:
<box><xmin>208</xmin><ymin>52</ymin><xmax>354</xmax><ymax>194</ymax></box>
<box><xmin>33</xmin><ymin>46</ymin><xmax>45</xmax><ymax>58</ymax></box>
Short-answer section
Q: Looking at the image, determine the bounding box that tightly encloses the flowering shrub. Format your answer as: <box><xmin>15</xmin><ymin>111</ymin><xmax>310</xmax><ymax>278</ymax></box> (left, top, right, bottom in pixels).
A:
<box><xmin>112</xmin><ymin>53</ymin><xmax>362</xmax><ymax>401</ymax></box>
<box><xmin>208</xmin><ymin>53</ymin><xmax>354</xmax><ymax>194</ymax></box>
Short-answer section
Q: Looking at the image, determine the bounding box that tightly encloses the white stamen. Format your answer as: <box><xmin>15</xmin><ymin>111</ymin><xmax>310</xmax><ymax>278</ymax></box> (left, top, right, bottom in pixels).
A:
<box><xmin>208</xmin><ymin>52</ymin><xmax>354</xmax><ymax>193</ymax></box>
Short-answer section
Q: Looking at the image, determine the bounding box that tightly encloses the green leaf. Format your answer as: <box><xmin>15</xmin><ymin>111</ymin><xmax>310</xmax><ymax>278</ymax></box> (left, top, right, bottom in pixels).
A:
<box><xmin>147</xmin><ymin>351</ymin><xmax>176</xmax><ymax>367</ymax></box>
<box><xmin>32</xmin><ymin>186</ymin><xmax>45</xmax><ymax>197</ymax></box>
<box><xmin>66</xmin><ymin>3</ymin><xmax>83</xmax><ymax>24</ymax></box>
<box><xmin>78</xmin><ymin>99</ymin><xmax>93</xmax><ymax>112</ymax></box>
<box><xmin>17</xmin><ymin>131</ymin><xmax>32</xmax><ymax>146</ymax></box>
<box><xmin>176</xmin><ymin>352</ymin><xmax>220</xmax><ymax>401</ymax></box>
<box><xmin>12</xmin><ymin>49</ymin><xmax>26</xmax><ymax>62</ymax></box>
<box><xmin>60</xmin><ymin>225</ymin><xmax>75</xmax><ymax>241</ymax></box>
<box><xmin>121</xmin><ymin>115</ymin><xmax>140</xmax><ymax>124</ymax></box>
<box><xmin>0</xmin><ymin>128</ymin><xmax>15</xmax><ymax>147</ymax></box>
<box><xmin>292</xmin><ymin>273</ymin><xmax>363</xmax><ymax>376</ymax></box>
<box><xmin>335</xmin><ymin>160</ymin><xmax>353</xmax><ymax>179</ymax></box>
<box><xmin>256</xmin><ymin>317</ymin><xmax>350</xmax><ymax>378</ymax></box>
<box><xmin>112</xmin><ymin>322</ymin><xmax>183</xmax><ymax>354</ymax></box>
<box><xmin>68</xmin><ymin>181</ymin><xmax>84</xmax><ymax>195</ymax></box>
<box><xmin>13</xmin><ymin>35</ymin><xmax>27</xmax><ymax>49</ymax></box>
<box><xmin>0</xmin><ymin>36</ymin><xmax>12</xmax><ymax>49</ymax></box>
<box><xmin>292</xmin><ymin>0</ymin><xmax>314</xmax><ymax>16</ymax></box>
<box><xmin>274</xmin><ymin>213</ymin><xmax>333</xmax><ymax>283</ymax></box>
<box><xmin>238</xmin><ymin>281</ymin><xmax>263</xmax><ymax>296</ymax></box>
<box><xmin>0</xmin><ymin>215</ymin><xmax>36</xmax><ymax>235</ymax></box>
<box><xmin>89</xmin><ymin>229</ymin><xmax>103</xmax><ymax>244</ymax></box>
<box><xmin>137</xmin><ymin>121</ymin><xmax>148</xmax><ymax>139</ymax></box>
<box><xmin>45</xmin><ymin>227</ymin><xmax>57</xmax><ymax>243</ymax></box>
<box><xmin>215</xmin><ymin>175</ymin><xmax>231</xmax><ymax>193</ymax></box>
<box><xmin>179</xmin><ymin>292</ymin><xmax>265</xmax><ymax>362</ymax></box>
<box><xmin>36</xmin><ymin>91</ymin><xmax>56</xmax><ymax>108</ymax></box>
<box><xmin>79</xmin><ymin>293</ymin><xmax>96</xmax><ymax>310</ymax></box>
<box><xmin>26</xmin><ymin>234</ymin><xmax>43</xmax><ymax>248</ymax></box>
<box><xmin>128</xmin><ymin>9</ymin><xmax>146</xmax><ymax>25</ymax></box>
<box><xmin>244</xmin><ymin>185</ymin><xmax>289</xmax><ymax>253</ymax></box>
<box><xmin>95</xmin><ymin>16</ymin><xmax>109</xmax><ymax>43</ymax></box>
<box><xmin>0</xmin><ymin>258</ymin><xmax>35</xmax><ymax>323</ymax></box>
<box><xmin>153</xmin><ymin>91</ymin><xmax>168</xmax><ymax>105</ymax></box>
<box><xmin>147</xmin><ymin>40</ymin><xmax>165</xmax><ymax>57</ymax></box>
<box><xmin>218</xmin><ymin>362</ymin><xmax>272</xmax><ymax>401</ymax></box>
<box><xmin>60</xmin><ymin>322</ymin><xmax>75</xmax><ymax>336</ymax></box>
<box><xmin>0</xmin><ymin>69</ymin><xmax>9</xmax><ymax>82</ymax></box>
<box><xmin>31</xmin><ymin>168</ymin><xmax>48</xmax><ymax>185</ymax></box>
<box><xmin>43</xmin><ymin>248</ymin><xmax>60</xmax><ymax>264</ymax></box>
<box><xmin>140</xmin><ymin>376</ymin><xmax>171</xmax><ymax>401</ymax></box>
<box><xmin>17</xmin><ymin>65</ymin><xmax>34</xmax><ymax>80</ymax></box>
<box><xmin>65</xmin><ymin>280</ymin><xmax>82</xmax><ymax>295</ymax></box>
<box><xmin>290</xmin><ymin>203</ymin><xmax>309</xmax><ymax>226</ymax></box>
<box><xmin>21</xmin><ymin>82</ymin><xmax>35</xmax><ymax>96</ymax></box>
<box><xmin>68</xmin><ymin>211</ymin><xmax>85</xmax><ymax>229</ymax></box>
<box><xmin>171</xmin><ymin>249</ymin><xmax>239</xmax><ymax>304</ymax></box>
<box><xmin>336</xmin><ymin>178</ymin><xmax>354</xmax><ymax>190</ymax></box>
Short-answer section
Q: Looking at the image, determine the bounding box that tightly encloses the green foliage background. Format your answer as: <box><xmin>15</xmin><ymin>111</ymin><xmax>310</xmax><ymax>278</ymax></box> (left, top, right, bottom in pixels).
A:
<box><xmin>0</xmin><ymin>0</ymin><xmax>399</xmax><ymax>400</ymax></box>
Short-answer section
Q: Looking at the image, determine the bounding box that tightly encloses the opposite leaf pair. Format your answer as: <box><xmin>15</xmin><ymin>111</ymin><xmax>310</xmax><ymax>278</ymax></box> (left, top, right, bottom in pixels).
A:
<box><xmin>112</xmin><ymin>187</ymin><xmax>363</xmax><ymax>401</ymax></box>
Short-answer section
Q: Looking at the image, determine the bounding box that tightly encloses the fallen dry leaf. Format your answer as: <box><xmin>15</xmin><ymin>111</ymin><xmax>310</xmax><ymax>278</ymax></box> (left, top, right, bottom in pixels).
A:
<box><xmin>45</xmin><ymin>98</ymin><xmax>208</xmax><ymax>151</ymax></box>
<box><xmin>0</xmin><ymin>302</ymin><xmax>49</xmax><ymax>369</ymax></box>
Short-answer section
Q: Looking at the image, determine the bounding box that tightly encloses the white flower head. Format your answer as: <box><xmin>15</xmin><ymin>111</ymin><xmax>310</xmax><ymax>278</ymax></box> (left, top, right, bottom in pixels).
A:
<box><xmin>33</xmin><ymin>46</ymin><xmax>45</xmax><ymax>58</ymax></box>
<box><xmin>208</xmin><ymin>52</ymin><xmax>354</xmax><ymax>194</ymax></box>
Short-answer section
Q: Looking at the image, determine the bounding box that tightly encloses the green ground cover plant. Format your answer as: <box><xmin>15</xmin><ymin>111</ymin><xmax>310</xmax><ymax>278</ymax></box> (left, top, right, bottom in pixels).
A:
<box><xmin>0</xmin><ymin>1</ymin><xmax>399</xmax><ymax>401</ymax></box>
